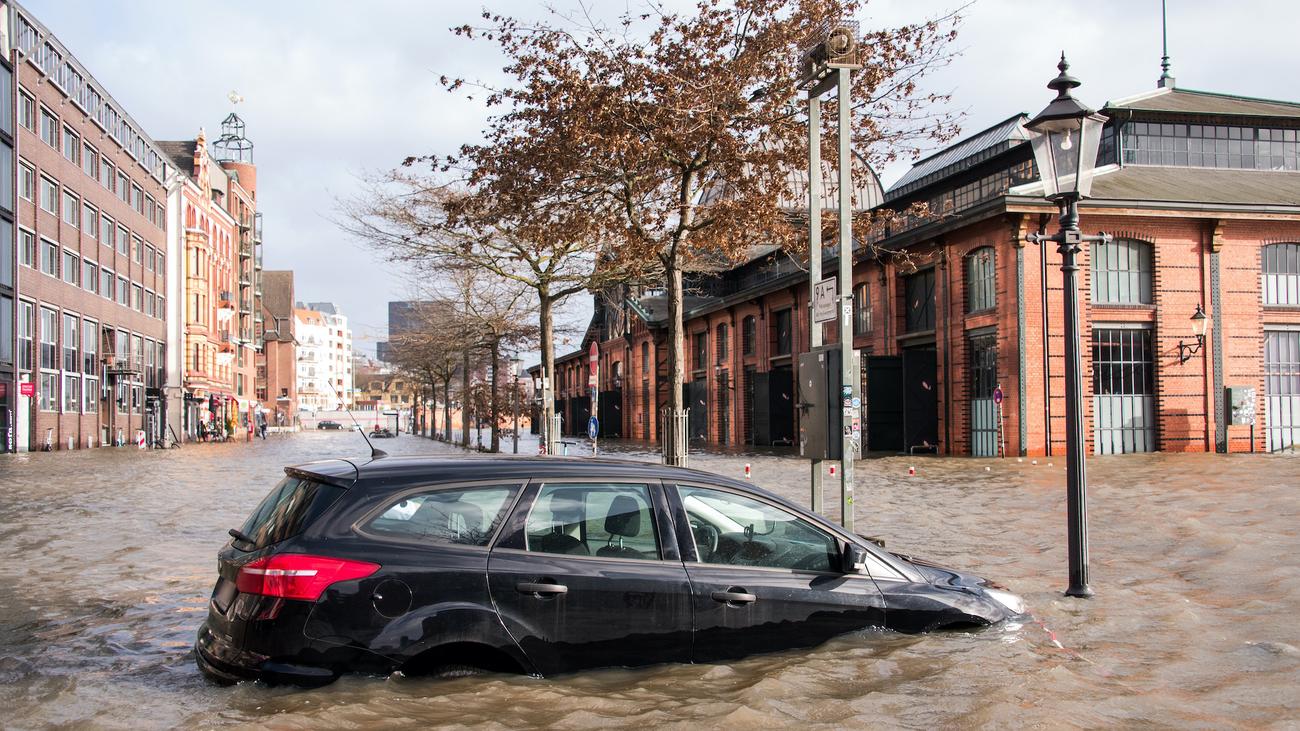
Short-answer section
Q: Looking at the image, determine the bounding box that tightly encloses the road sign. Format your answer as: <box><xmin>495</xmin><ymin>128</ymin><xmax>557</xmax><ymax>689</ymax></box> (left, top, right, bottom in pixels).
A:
<box><xmin>813</xmin><ymin>278</ymin><xmax>837</xmax><ymax>323</ymax></box>
<box><xmin>588</xmin><ymin>416</ymin><xmax>599</xmax><ymax>440</ymax></box>
<box><xmin>993</xmin><ymin>385</ymin><xmax>1003</xmax><ymax>405</ymax></box>
<box><xmin>20</xmin><ymin>382</ymin><xmax>35</xmax><ymax>397</ymax></box>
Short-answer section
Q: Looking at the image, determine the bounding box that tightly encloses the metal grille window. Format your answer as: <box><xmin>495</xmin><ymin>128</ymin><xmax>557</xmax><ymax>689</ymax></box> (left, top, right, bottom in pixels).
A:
<box><xmin>640</xmin><ymin>341</ymin><xmax>649</xmax><ymax>374</ymax></box>
<box><xmin>717</xmin><ymin>370</ymin><xmax>730</xmax><ymax>444</ymax></box>
<box><xmin>965</xmin><ymin>247</ymin><xmax>996</xmax><ymax>312</ymax></box>
<box><xmin>692</xmin><ymin>332</ymin><xmax>707</xmax><ymax>371</ymax></box>
<box><xmin>904</xmin><ymin>269</ymin><xmax>936</xmax><ymax>332</ymax></box>
<box><xmin>1265</xmin><ymin>331</ymin><xmax>1300</xmax><ymax>451</ymax></box>
<box><xmin>772</xmin><ymin>309</ymin><xmax>792</xmax><ymax>356</ymax></box>
<box><xmin>1092</xmin><ymin>327</ymin><xmax>1157</xmax><ymax>454</ymax></box>
<box><xmin>1262</xmin><ymin>243</ymin><xmax>1300</xmax><ymax>305</ymax></box>
<box><xmin>1091</xmin><ymin>239</ymin><xmax>1153</xmax><ymax>305</ymax></box>
<box><xmin>969</xmin><ymin>333</ymin><xmax>998</xmax><ymax>456</ymax></box>
<box><xmin>716</xmin><ymin>323</ymin><xmax>728</xmax><ymax>363</ymax></box>
<box><xmin>742</xmin><ymin>316</ymin><xmax>756</xmax><ymax>355</ymax></box>
<box><xmin>1122</xmin><ymin>122</ymin><xmax>1300</xmax><ymax>170</ymax></box>
<box><xmin>853</xmin><ymin>283</ymin><xmax>873</xmax><ymax>336</ymax></box>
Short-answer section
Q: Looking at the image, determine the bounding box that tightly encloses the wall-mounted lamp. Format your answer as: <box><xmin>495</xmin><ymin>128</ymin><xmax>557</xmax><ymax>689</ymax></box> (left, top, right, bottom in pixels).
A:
<box><xmin>1178</xmin><ymin>304</ymin><xmax>1210</xmax><ymax>364</ymax></box>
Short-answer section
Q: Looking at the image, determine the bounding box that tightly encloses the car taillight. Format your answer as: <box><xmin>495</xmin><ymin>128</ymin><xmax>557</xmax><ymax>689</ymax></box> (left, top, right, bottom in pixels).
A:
<box><xmin>235</xmin><ymin>554</ymin><xmax>380</xmax><ymax>601</ymax></box>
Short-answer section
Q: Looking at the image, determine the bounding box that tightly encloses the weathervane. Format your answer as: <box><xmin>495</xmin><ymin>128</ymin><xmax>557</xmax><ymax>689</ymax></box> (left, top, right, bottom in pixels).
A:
<box><xmin>228</xmin><ymin>90</ymin><xmax>245</xmax><ymax>106</ymax></box>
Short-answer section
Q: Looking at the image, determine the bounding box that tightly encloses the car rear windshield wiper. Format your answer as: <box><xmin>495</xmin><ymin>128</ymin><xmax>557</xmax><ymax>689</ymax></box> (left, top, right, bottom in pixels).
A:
<box><xmin>228</xmin><ymin>528</ymin><xmax>257</xmax><ymax>545</ymax></box>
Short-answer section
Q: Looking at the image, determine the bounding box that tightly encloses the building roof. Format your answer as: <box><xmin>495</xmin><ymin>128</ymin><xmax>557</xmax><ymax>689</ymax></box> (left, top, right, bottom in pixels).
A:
<box><xmin>157</xmin><ymin>140</ymin><xmax>197</xmax><ymax>174</ymax></box>
<box><xmin>887</xmin><ymin>114</ymin><xmax>1030</xmax><ymax>199</ymax></box>
<box><xmin>1009</xmin><ymin>165</ymin><xmax>1300</xmax><ymax>207</ymax></box>
<box><xmin>294</xmin><ymin>308</ymin><xmax>325</xmax><ymax>326</ymax></box>
<box><xmin>1104</xmin><ymin>88</ymin><xmax>1300</xmax><ymax>118</ymax></box>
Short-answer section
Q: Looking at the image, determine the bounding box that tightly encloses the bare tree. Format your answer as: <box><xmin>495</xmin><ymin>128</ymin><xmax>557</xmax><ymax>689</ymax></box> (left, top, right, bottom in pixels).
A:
<box><xmin>442</xmin><ymin>0</ymin><xmax>960</xmax><ymax>463</ymax></box>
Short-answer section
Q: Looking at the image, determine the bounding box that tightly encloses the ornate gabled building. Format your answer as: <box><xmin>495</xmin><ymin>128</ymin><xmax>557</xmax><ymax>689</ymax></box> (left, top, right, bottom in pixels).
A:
<box><xmin>539</xmin><ymin>81</ymin><xmax>1300</xmax><ymax>456</ymax></box>
<box><xmin>159</xmin><ymin>112</ymin><xmax>263</xmax><ymax>441</ymax></box>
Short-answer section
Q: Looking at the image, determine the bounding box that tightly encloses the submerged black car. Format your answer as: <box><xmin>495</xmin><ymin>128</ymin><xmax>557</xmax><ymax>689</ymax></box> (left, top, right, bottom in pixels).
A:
<box><xmin>195</xmin><ymin>456</ymin><xmax>1024</xmax><ymax>686</ymax></box>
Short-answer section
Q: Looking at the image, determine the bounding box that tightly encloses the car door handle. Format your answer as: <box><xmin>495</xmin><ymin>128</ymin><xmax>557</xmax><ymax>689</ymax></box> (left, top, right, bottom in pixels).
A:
<box><xmin>711</xmin><ymin>589</ymin><xmax>756</xmax><ymax>605</ymax></box>
<box><xmin>517</xmin><ymin>582</ymin><xmax>568</xmax><ymax>596</ymax></box>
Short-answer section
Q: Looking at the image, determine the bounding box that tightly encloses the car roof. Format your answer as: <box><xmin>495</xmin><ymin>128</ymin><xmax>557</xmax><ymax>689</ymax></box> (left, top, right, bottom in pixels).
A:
<box><xmin>289</xmin><ymin>455</ymin><xmax>779</xmax><ymax>499</ymax></box>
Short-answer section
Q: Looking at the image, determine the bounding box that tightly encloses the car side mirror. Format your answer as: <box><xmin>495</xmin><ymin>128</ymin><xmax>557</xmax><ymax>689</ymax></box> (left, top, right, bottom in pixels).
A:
<box><xmin>840</xmin><ymin>543</ymin><xmax>868</xmax><ymax>574</ymax></box>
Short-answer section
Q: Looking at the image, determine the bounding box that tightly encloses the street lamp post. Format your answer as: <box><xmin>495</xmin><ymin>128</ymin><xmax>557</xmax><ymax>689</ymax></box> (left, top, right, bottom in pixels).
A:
<box><xmin>1024</xmin><ymin>54</ymin><xmax>1110</xmax><ymax>599</ymax></box>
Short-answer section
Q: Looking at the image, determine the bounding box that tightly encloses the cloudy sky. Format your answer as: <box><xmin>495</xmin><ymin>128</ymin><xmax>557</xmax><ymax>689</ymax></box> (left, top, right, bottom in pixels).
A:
<box><xmin>24</xmin><ymin>0</ymin><xmax>1299</xmax><ymax>356</ymax></box>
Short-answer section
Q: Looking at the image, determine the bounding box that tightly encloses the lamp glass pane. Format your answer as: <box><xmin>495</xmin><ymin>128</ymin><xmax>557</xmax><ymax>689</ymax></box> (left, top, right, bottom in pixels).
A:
<box><xmin>1028</xmin><ymin>131</ymin><xmax>1060</xmax><ymax>197</ymax></box>
<box><xmin>1075</xmin><ymin>115</ymin><xmax>1106</xmax><ymax>197</ymax></box>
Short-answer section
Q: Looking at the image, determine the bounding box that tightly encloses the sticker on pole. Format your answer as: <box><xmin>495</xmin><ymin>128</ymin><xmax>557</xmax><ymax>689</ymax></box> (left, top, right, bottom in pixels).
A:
<box><xmin>993</xmin><ymin>386</ymin><xmax>1004</xmax><ymax>405</ymax></box>
<box><xmin>588</xmin><ymin>416</ymin><xmax>599</xmax><ymax>440</ymax></box>
<box><xmin>813</xmin><ymin>278</ymin><xmax>837</xmax><ymax>323</ymax></box>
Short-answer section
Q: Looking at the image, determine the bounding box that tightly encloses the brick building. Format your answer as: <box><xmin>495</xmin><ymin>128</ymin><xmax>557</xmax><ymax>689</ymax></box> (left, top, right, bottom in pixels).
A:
<box><xmin>542</xmin><ymin>82</ymin><xmax>1300</xmax><ymax>456</ymax></box>
<box><xmin>6</xmin><ymin>5</ymin><xmax>172</xmax><ymax>450</ymax></box>
<box><xmin>257</xmin><ymin>269</ymin><xmax>297</xmax><ymax>427</ymax></box>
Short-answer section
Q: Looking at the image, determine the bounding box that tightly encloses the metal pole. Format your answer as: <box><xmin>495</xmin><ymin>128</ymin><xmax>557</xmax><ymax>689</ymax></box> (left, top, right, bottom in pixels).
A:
<box><xmin>837</xmin><ymin>66</ymin><xmax>856</xmax><ymax>532</ymax></box>
<box><xmin>513</xmin><ymin>376</ymin><xmax>520</xmax><ymax>454</ymax></box>
<box><xmin>1058</xmin><ymin>195</ymin><xmax>1091</xmax><ymax>598</ymax></box>
<box><xmin>808</xmin><ymin>91</ymin><xmax>824</xmax><ymax>514</ymax></box>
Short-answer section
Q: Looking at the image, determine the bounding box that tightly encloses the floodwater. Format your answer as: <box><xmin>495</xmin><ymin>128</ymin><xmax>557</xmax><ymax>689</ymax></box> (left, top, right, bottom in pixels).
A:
<box><xmin>1</xmin><ymin>432</ymin><xmax>1297</xmax><ymax>730</ymax></box>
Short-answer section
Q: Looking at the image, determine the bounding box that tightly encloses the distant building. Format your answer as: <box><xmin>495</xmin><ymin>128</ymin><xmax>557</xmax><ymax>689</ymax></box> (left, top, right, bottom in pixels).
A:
<box><xmin>295</xmin><ymin>302</ymin><xmax>353</xmax><ymax>409</ymax></box>
<box><xmin>258</xmin><ymin>270</ymin><xmax>297</xmax><ymax>426</ymax></box>
<box><xmin>375</xmin><ymin>300</ymin><xmax>426</xmax><ymax>364</ymax></box>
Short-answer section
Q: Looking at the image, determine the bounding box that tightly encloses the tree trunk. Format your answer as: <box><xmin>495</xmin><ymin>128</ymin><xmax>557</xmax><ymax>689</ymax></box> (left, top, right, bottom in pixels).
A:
<box><xmin>489</xmin><ymin>337</ymin><xmax>501</xmax><ymax>453</ymax></box>
<box><xmin>665</xmin><ymin>260</ymin><xmax>686</xmax><ymax>465</ymax></box>
<box><xmin>539</xmin><ymin>287</ymin><xmax>556</xmax><ymax>454</ymax></box>
<box><xmin>443</xmin><ymin>379</ymin><xmax>452</xmax><ymax>441</ymax></box>
<box><xmin>461</xmin><ymin>347</ymin><xmax>472</xmax><ymax>448</ymax></box>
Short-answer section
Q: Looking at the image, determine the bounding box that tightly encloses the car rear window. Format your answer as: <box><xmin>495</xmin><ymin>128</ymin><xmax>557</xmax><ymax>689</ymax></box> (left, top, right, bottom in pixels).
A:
<box><xmin>234</xmin><ymin>476</ymin><xmax>346</xmax><ymax>550</ymax></box>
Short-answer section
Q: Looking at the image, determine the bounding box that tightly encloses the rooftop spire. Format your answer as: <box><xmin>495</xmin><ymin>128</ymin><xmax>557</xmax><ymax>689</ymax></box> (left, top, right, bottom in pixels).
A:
<box><xmin>1158</xmin><ymin>0</ymin><xmax>1175</xmax><ymax>89</ymax></box>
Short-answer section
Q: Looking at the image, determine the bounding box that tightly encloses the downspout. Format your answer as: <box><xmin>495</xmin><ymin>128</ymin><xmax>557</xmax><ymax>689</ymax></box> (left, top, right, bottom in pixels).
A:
<box><xmin>1038</xmin><ymin>212</ymin><xmax>1052</xmax><ymax>456</ymax></box>
<box><xmin>940</xmin><ymin>244</ymin><xmax>952</xmax><ymax>454</ymax></box>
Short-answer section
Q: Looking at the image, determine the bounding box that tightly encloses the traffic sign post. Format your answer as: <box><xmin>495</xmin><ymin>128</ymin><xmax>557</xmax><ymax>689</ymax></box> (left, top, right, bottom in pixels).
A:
<box><xmin>994</xmin><ymin>384</ymin><xmax>1005</xmax><ymax>458</ymax></box>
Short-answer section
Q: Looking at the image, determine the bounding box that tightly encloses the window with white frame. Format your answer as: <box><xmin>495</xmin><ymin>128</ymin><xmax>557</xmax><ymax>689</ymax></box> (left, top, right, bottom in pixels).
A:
<box><xmin>1092</xmin><ymin>238</ymin><xmax>1154</xmax><ymax>305</ymax></box>
<box><xmin>18</xmin><ymin>91</ymin><xmax>34</xmax><ymax>130</ymax></box>
<box><xmin>1262</xmin><ymin>243</ymin><xmax>1300</xmax><ymax>306</ymax></box>
<box><xmin>62</xmin><ymin>250</ymin><xmax>79</xmax><ymax>286</ymax></box>
<box><xmin>18</xmin><ymin>229</ymin><xmax>34</xmax><ymax>268</ymax></box>
<box><xmin>39</xmin><ymin>107</ymin><xmax>58</xmax><ymax>147</ymax></box>
<box><xmin>62</xmin><ymin>190</ymin><xmax>79</xmax><ymax>227</ymax></box>
<box><xmin>83</xmin><ymin>203</ymin><xmax>98</xmax><ymax>239</ymax></box>
<box><xmin>39</xmin><ymin>307</ymin><xmax>58</xmax><ymax>411</ymax></box>
<box><xmin>117</xmin><ymin>276</ymin><xmax>129</xmax><ymax>306</ymax></box>
<box><xmin>101</xmin><ymin>268</ymin><xmax>114</xmax><ymax>301</ymax></box>
<box><xmin>18</xmin><ymin>161</ymin><xmax>33</xmax><ymax>201</ymax></box>
<box><xmin>39</xmin><ymin>176</ymin><xmax>58</xmax><ymax>216</ymax></box>
<box><xmin>40</xmin><ymin>239</ymin><xmax>59</xmax><ymax>277</ymax></box>
<box><xmin>62</xmin><ymin>126</ymin><xmax>79</xmax><ymax>164</ymax></box>
<box><xmin>83</xmin><ymin>260</ymin><xmax>98</xmax><ymax>295</ymax></box>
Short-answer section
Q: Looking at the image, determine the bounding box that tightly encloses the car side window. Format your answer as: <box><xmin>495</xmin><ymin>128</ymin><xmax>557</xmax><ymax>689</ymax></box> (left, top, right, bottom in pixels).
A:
<box><xmin>365</xmin><ymin>485</ymin><xmax>519</xmax><ymax>546</ymax></box>
<box><xmin>525</xmin><ymin>483</ymin><xmax>660</xmax><ymax>560</ymax></box>
<box><xmin>677</xmin><ymin>486</ymin><xmax>838</xmax><ymax>573</ymax></box>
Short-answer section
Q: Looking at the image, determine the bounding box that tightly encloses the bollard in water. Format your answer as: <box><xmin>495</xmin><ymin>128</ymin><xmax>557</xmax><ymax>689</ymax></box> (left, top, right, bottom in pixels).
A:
<box><xmin>744</xmin><ymin>463</ymin><xmax>751</xmax><ymax>480</ymax></box>
<box><xmin>908</xmin><ymin>465</ymin><xmax>915</xmax><ymax>476</ymax></box>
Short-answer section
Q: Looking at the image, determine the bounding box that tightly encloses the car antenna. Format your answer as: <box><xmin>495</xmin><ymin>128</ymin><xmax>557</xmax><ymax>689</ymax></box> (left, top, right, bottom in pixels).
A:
<box><xmin>326</xmin><ymin>379</ymin><xmax>386</xmax><ymax>459</ymax></box>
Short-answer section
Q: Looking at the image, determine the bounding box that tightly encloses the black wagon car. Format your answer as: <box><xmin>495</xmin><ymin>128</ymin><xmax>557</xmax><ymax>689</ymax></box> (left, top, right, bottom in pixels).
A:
<box><xmin>196</xmin><ymin>456</ymin><xmax>1024</xmax><ymax>686</ymax></box>
<box><xmin>316</xmin><ymin>420</ymin><xmax>343</xmax><ymax>431</ymax></box>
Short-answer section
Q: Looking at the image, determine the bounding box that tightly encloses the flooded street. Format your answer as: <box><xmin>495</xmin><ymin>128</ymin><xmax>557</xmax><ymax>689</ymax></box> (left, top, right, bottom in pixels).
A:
<box><xmin>1</xmin><ymin>433</ymin><xmax>1297</xmax><ymax>730</ymax></box>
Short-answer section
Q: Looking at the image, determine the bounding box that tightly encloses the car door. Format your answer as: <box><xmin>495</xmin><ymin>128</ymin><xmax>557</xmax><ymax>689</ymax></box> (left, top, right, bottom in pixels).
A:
<box><xmin>487</xmin><ymin>478</ymin><xmax>692</xmax><ymax>676</ymax></box>
<box><xmin>668</xmin><ymin>482</ymin><xmax>887</xmax><ymax>663</ymax></box>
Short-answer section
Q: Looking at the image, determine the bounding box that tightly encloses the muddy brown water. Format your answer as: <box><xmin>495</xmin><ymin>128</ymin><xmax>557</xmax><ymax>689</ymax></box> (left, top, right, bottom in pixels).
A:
<box><xmin>1</xmin><ymin>432</ymin><xmax>1297</xmax><ymax>729</ymax></box>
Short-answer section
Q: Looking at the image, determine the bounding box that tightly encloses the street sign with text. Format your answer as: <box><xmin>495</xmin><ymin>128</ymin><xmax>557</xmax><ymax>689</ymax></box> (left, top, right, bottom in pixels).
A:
<box><xmin>813</xmin><ymin>278</ymin><xmax>837</xmax><ymax>323</ymax></box>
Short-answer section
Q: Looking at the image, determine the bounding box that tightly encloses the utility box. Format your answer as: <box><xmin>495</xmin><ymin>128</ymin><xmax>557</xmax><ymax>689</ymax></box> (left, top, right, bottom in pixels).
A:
<box><xmin>1226</xmin><ymin>386</ymin><xmax>1256</xmax><ymax>425</ymax></box>
<box><xmin>798</xmin><ymin>345</ymin><xmax>860</xmax><ymax>460</ymax></box>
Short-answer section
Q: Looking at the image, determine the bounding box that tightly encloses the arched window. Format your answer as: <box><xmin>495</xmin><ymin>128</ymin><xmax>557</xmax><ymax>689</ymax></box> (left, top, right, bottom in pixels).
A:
<box><xmin>965</xmin><ymin>247</ymin><xmax>996</xmax><ymax>312</ymax></box>
<box><xmin>742</xmin><ymin>316</ymin><xmax>756</xmax><ymax>355</ymax></box>
<box><xmin>1263</xmin><ymin>242</ymin><xmax>1300</xmax><ymax>305</ymax></box>
<box><xmin>716</xmin><ymin>323</ymin><xmax>729</xmax><ymax>362</ymax></box>
<box><xmin>853</xmin><ymin>282</ymin><xmax>873</xmax><ymax>335</ymax></box>
<box><xmin>1092</xmin><ymin>238</ymin><xmax>1153</xmax><ymax>305</ymax></box>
